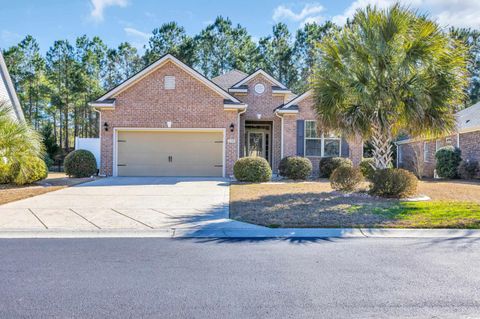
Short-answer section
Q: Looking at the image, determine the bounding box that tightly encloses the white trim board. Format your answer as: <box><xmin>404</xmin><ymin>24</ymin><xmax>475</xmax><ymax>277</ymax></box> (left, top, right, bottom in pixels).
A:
<box><xmin>282</xmin><ymin>90</ymin><xmax>312</xmax><ymax>109</ymax></box>
<box><xmin>112</xmin><ymin>127</ymin><xmax>227</xmax><ymax>178</ymax></box>
<box><xmin>231</xmin><ymin>69</ymin><xmax>287</xmax><ymax>89</ymax></box>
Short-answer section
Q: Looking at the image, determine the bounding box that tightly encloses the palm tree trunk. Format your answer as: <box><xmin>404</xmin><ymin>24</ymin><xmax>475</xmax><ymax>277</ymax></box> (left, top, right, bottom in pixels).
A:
<box><xmin>370</xmin><ymin>122</ymin><xmax>393</xmax><ymax>169</ymax></box>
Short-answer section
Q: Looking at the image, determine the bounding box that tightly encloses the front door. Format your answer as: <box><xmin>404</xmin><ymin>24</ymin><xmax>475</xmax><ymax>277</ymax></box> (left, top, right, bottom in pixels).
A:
<box><xmin>247</xmin><ymin>131</ymin><xmax>266</xmax><ymax>159</ymax></box>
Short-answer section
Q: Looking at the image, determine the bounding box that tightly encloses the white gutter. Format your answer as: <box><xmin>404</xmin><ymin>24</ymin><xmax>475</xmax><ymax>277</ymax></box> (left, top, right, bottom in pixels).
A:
<box><xmin>237</xmin><ymin>108</ymin><xmax>247</xmax><ymax>159</ymax></box>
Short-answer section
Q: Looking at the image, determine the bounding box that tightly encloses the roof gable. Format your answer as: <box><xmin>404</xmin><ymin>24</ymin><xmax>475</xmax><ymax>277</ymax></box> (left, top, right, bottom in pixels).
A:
<box><xmin>211</xmin><ymin>70</ymin><xmax>248</xmax><ymax>90</ymax></box>
<box><xmin>96</xmin><ymin>54</ymin><xmax>242</xmax><ymax>104</ymax></box>
<box><xmin>279</xmin><ymin>90</ymin><xmax>312</xmax><ymax>110</ymax></box>
<box><xmin>456</xmin><ymin>101</ymin><xmax>480</xmax><ymax>132</ymax></box>
<box><xmin>0</xmin><ymin>51</ymin><xmax>24</xmax><ymax>122</ymax></box>
<box><xmin>231</xmin><ymin>69</ymin><xmax>287</xmax><ymax>89</ymax></box>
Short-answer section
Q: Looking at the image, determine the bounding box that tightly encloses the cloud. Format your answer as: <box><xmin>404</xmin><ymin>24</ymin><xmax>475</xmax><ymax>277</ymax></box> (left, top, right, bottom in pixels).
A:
<box><xmin>273</xmin><ymin>3</ymin><xmax>325</xmax><ymax>26</ymax></box>
<box><xmin>124</xmin><ymin>27</ymin><xmax>151</xmax><ymax>40</ymax></box>
<box><xmin>332</xmin><ymin>0</ymin><xmax>480</xmax><ymax>29</ymax></box>
<box><xmin>90</xmin><ymin>0</ymin><xmax>128</xmax><ymax>21</ymax></box>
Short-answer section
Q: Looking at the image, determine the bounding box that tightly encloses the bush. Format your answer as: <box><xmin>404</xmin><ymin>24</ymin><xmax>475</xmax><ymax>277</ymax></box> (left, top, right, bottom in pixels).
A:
<box><xmin>360</xmin><ymin>158</ymin><xmax>375</xmax><ymax>180</ymax></box>
<box><xmin>435</xmin><ymin>146</ymin><xmax>462</xmax><ymax>179</ymax></box>
<box><xmin>370</xmin><ymin>168</ymin><xmax>418</xmax><ymax>198</ymax></box>
<box><xmin>43</xmin><ymin>154</ymin><xmax>54</xmax><ymax>170</ymax></box>
<box><xmin>0</xmin><ymin>161</ymin><xmax>16</xmax><ymax>184</ymax></box>
<box><xmin>64</xmin><ymin>149</ymin><xmax>97</xmax><ymax>178</ymax></box>
<box><xmin>330</xmin><ymin>166</ymin><xmax>363</xmax><ymax>192</ymax></box>
<box><xmin>458</xmin><ymin>159</ymin><xmax>479</xmax><ymax>179</ymax></box>
<box><xmin>278</xmin><ymin>156</ymin><xmax>312</xmax><ymax>180</ymax></box>
<box><xmin>319</xmin><ymin>157</ymin><xmax>353</xmax><ymax>178</ymax></box>
<box><xmin>13</xmin><ymin>157</ymin><xmax>48</xmax><ymax>185</ymax></box>
<box><xmin>233</xmin><ymin>157</ymin><xmax>272</xmax><ymax>182</ymax></box>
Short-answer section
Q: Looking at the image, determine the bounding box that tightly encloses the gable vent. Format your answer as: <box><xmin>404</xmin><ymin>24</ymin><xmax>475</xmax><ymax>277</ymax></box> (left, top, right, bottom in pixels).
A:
<box><xmin>164</xmin><ymin>76</ymin><xmax>176</xmax><ymax>90</ymax></box>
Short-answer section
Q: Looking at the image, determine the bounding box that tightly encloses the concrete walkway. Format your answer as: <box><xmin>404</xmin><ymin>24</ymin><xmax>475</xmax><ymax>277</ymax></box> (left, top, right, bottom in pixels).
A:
<box><xmin>0</xmin><ymin>177</ymin><xmax>261</xmax><ymax>235</ymax></box>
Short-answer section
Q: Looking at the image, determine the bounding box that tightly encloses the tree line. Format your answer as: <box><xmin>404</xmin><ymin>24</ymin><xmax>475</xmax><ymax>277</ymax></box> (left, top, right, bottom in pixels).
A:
<box><xmin>2</xmin><ymin>16</ymin><xmax>479</xmax><ymax>154</ymax></box>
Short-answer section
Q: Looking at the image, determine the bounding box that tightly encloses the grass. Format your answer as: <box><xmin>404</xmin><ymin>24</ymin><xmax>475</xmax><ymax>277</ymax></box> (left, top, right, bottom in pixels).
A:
<box><xmin>230</xmin><ymin>179</ymin><xmax>480</xmax><ymax>229</ymax></box>
<box><xmin>0</xmin><ymin>172</ymin><xmax>97</xmax><ymax>206</ymax></box>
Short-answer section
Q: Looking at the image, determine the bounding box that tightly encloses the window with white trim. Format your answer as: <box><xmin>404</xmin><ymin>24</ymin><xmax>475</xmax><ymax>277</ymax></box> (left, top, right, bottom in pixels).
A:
<box><xmin>398</xmin><ymin>145</ymin><xmax>403</xmax><ymax>163</ymax></box>
<box><xmin>423</xmin><ymin>142</ymin><xmax>429</xmax><ymax>162</ymax></box>
<box><xmin>304</xmin><ymin>120</ymin><xmax>341</xmax><ymax>157</ymax></box>
<box><xmin>164</xmin><ymin>76</ymin><xmax>175</xmax><ymax>90</ymax></box>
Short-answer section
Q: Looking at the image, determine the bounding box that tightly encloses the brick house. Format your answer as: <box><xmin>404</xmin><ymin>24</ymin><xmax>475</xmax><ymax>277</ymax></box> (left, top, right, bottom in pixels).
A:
<box><xmin>90</xmin><ymin>54</ymin><xmax>363</xmax><ymax>177</ymax></box>
<box><xmin>396</xmin><ymin>102</ymin><xmax>480</xmax><ymax>178</ymax></box>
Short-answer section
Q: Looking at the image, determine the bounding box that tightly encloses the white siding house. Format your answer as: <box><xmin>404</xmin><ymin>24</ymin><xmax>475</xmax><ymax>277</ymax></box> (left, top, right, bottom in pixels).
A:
<box><xmin>0</xmin><ymin>51</ymin><xmax>24</xmax><ymax>122</ymax></box>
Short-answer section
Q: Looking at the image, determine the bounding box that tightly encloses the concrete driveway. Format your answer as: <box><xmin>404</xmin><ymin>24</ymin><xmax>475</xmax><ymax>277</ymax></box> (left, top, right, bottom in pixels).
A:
<box><xmin>0</xmin><ymin>177</ymin><xmax>256</xmax><ymax>234</ymax></box>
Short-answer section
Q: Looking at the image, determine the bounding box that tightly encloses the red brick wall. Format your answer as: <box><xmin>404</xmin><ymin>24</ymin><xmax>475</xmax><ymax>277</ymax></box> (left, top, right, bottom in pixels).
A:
<box><xmin>399</xmin><ymin>132</ymin><xmax>480</xmax><ymax>178</ymax></box>
<box><xmin>282</xmin><ymin>95</ymin><xmax>364</xmax><ymax>174</ymax></box>
<box><xmin>99</xmin><ymin>61</ymin><xmax>238</xmax><ymax>176</ymax></box>
<box><xmin>459</xmin><ymin>131</ymin><xmax>480</xmax><ymax>162</ymax></box>
<box><xmin>233</xmin><ymin>74</ymin><xmax>287</xmax><ymax>172</ymax></box>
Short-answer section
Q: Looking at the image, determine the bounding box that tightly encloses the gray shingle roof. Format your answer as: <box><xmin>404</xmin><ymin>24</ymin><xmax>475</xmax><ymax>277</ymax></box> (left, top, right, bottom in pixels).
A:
<box><xmin>0</xmin><ymin>51</ymin><xmax>24</xmax><ymax>122</ymax></box>
<box><xmin>211</xmin><ymin>70</ymin><xmax>248</xmax><ymax>90</ymax></box>
<box><xmin>457</xmin><ymin>101</ymin><xmax>480</xmax><ymax>132</ymax></box>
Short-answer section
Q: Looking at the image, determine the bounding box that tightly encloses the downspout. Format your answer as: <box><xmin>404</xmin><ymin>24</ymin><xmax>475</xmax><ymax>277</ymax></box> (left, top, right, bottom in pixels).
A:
<box><xmin>394</xmin><ymin>142</ymin><xmax>399</xmax><ymax>168</ymax></box>
<box><xmin>93</xmin><ymin>107</ymin><xmax>105</xmax><ymax>176</ymax></box>
<box><xmin>275</xmin><ymin>111</ymin><xmax>284</xmax><ymax>159</ymax></box>
<box><xmin>237</xmin><ymin>108</ymin><xmax>247</xmax><ymax>159</ymax></box>
<box><xmin>457</xmin><ymin>133</ymin><xmax>460</xmax><ymax>148</ymax></box>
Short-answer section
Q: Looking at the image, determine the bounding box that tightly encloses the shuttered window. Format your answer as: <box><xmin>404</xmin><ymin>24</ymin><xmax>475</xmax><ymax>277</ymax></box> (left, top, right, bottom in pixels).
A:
<box><xmin>304</xmin><ymin>120</ymin><xmax>341</xmax><ymax>157</ymax></box>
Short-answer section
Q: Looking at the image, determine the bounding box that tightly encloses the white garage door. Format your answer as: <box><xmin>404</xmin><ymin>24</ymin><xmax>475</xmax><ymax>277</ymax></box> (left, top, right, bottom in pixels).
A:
<box><xmin>116</xmin><ymin>130</ymin><xmax>224</xmax><ymax>177</ymax></box>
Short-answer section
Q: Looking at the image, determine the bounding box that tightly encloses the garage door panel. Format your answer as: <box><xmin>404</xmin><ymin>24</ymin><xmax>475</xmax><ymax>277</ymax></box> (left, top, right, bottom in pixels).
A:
<box><xmin>117</xmin><ymin>131</ymin><xmax>223</xmax><ymax>177</ymax></box>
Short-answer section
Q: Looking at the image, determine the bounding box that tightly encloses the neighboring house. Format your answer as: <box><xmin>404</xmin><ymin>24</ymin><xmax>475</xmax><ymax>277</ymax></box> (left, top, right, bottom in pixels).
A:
<box><xmin>89</xmin><ymin>54</ymin><xmax>363</xmax><ymax>177</ymax></box>
<box><xmin>0</xmin><ymin>51</ymin><xmax>24</xmax><ymax>122</ymax></box>
<box><xmin>396</xmin><ymin>101</ymin><xmax>480</xmax><ymax>177</ymax></box>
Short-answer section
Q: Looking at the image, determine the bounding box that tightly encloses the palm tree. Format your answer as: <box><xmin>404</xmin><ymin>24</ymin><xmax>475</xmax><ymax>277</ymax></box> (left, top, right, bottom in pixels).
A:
<box><xmin>0</xmin><ymin>101</ymin><xmax>44</xmax><ymax>183</ymax></box>
<box><xmin>312</xmin><ymin>4</ymin><xmax>468</xmax><ymax>169</ymax></box>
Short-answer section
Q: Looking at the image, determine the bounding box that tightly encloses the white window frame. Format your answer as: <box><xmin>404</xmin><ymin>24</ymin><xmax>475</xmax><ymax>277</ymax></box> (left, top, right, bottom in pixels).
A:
<box><xmin>304</xmin><ymin>120</ymin><xmax>341</xmax><ymax>157</ymax></box>
<box><xmin>423</xmin><ymin>141</ymin><xmax>429</xmax><ymax>162</ymax></box>
<box><xmin>398</xmin><ymin>145</ymin><xmax>403</xmax><ymax>164</ymax></box>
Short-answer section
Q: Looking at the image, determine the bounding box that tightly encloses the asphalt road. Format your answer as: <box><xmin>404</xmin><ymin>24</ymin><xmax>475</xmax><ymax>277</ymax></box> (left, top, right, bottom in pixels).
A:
<box><xmin>1</xmin><ymin>237</ymin><xmax>480</xmax><ymax>318</ymax></box>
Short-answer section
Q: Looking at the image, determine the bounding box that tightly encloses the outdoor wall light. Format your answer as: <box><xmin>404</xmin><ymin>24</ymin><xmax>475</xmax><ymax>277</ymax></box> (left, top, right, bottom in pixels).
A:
<box><xmin>230</xmin><ymin>123</ymin><xmax>235</xmax><ymax>132</ymax></box>
<box><xmin>256</xmin><ymin>113</ymin><xmax>262</xmax><ymax>120</ymax></box>
<box><xmin>167</xmin><ymin>121</ymin><xmax>172</xmax><ymax>128</ymax></box>
<box><xmin>103</xmin><ymin>122</ymin><xmax>109</xmax><ymax>131</ymax></box>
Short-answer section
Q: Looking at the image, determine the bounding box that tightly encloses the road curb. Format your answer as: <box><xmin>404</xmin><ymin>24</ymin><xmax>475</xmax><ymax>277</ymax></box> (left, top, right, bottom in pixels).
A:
<box><xmin>1</xmin><ymin>227</ymin><xmax>480</xmax><ymax>239</ymax></box>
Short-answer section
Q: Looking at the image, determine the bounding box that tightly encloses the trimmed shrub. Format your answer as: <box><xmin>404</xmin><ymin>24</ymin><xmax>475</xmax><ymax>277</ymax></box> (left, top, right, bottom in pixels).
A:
<box><xmin>64</xmin><ymin>149</ymin><xmax>97</xmax><ymax>178</ymax></box>
<box><xmin>233</xmin><ymin>157</ymin><xmax>272</xmax><ymax>182</ymax></box>
<box><xmin>435</xmin><ymin>146</ymin><xmax>462</xmax><ymax>179</ymax></box>
<box><xmin>13</xmin><ymin>157</ymin><xmax>48</xmax><ymax>185</ymax></box>
<box><xmin>360</xmin><ymin>158</ymin><xmax>375</xmax><ymax>180</ymax></box>
<box><xmin>330</xmin><ymin>166</ymin><xmax>363</xmax><ymax>192</ymax></box>
<box><xmin>370</xmin><ymin>168</ymin><xmax>418</xmax><ymax>198</ymax></box>
<box><xmin>319</xmin><ymin>157</ymin><xmax>352</xmax><ymax>178</ymax></box>
<box><xmin>458</xmin><ymin>159</ymin><xmax>479</xmax><ymax>179</ymax></box>
<box><xmin>0</xmin><ymin>161</ymin><xmax>16</xmax><ymax>184</ymax></box>
<box><xmin>278</xmin><ymin>156</ymin><xmax>312</xmax><ymax>180</ymax></box>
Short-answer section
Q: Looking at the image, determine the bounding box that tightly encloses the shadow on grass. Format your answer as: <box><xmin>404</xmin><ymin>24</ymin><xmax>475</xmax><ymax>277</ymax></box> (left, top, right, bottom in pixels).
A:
<box><xmin>230</xmin><ymin>191</ymin><xmax>480</xmax><ymax>229</ymax></box>
<box><xmin>230</xmin><ymin>191</ymin><xmax>398</xmax><ymax>228</ymax></box>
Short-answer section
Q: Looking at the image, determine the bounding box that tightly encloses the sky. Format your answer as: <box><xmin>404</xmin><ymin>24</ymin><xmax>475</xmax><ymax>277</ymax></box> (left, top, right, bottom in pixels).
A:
<box><xmin>1</xmin><ymin>0</ymin><xmax>480</xmax><ymax>54</ymax></box>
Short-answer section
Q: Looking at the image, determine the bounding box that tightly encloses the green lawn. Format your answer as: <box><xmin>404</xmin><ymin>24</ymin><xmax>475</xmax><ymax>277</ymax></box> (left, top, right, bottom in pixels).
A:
<box><xmin>230</xmin><ymin>182</ymin><xmax>480</xmax><ymax>229</ymax></box>
<box><xmin>371</xmin><ymin>201</ymin><xmax>480</xmax><ymax>229</ymax></box>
